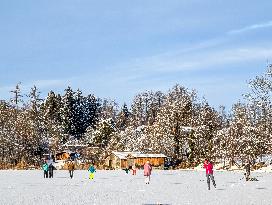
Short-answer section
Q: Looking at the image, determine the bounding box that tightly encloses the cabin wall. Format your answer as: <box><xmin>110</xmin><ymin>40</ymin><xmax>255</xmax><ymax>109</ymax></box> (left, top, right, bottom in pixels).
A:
<box><xmin>106</xmin><ymin>153</ymin><xmax>166</xmax><ymax>169</ymax></box>
<box><xmin>105</xmin><ymin>154</ymin><xmax>117</xmax><ymax>169</ymax></box>
<box><xmin>56</xmin><ymin>153</ymin><xmax>70</xmax><ymax>160</ymax></box>
<box><xmin>121</xmin><ymin>159</ymin><xmax>127</xmax><ymax>169</ymax></box>
<box><xmin>134</xmin><ymin>157</ymin><xmax>165</xmax><ymax>167</ymax></box>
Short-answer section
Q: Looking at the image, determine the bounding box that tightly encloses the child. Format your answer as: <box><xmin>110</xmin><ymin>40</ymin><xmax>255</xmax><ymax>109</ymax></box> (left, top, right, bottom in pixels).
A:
<box><xmin>124</xmin><ymin>167</ymin><xmax>130</xmax><ymax>174</ymax></box>
<box><xmin>132</xmin><ymin>165</ymin><xmax>137</xmax><ymax>175</ymax></box>
<box><xmin>88</xmin><ymin>164</ymin><xmax>96</xmax><ymax>180</ymax></box>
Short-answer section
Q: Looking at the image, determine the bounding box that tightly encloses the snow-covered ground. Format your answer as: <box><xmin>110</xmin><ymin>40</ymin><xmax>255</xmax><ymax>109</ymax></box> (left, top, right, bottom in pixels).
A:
<box><xmin>0</xmin><ymin>170</ymin><xmax>271</xmax><ymax>205</ymax></box>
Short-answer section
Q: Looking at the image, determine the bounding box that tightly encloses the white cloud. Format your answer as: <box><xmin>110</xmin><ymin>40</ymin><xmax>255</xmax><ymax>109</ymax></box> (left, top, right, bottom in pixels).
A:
<box><xmin>228</xmin><ymin>20</ymin><xmax>272</xmax><ymax>34</ymax></box>
<box><xmin>111</xmin><ymin>46</ymin><xmax>272</xmax><ymax>76</ymax></box>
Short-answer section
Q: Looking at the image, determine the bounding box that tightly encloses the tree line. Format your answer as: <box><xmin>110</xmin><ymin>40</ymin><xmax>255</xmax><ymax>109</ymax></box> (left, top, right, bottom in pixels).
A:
<box><xmin>1</xmin><ymin>66</ymin><xmax>272</xmax><ymax>168</ymax></box>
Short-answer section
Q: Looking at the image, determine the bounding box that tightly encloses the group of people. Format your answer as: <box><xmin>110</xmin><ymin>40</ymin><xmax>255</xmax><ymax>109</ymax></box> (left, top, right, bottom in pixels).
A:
<box><xmin>42</xmin><ymin>160</ymin><xmax>97</xmax><ymax>180</ymax></box>
<box><xmin>144</xmin><ymin>159</ymin><xmax>219</xmax><ymax>188</ymax></box>
<box><xmin>42</xmin><ymin>161</ymin><xmax>55</xmax><ymax>178</ymax></box>
<box><xmin>42</xmin><ymin>159</ymin><xmax>152</xmax><ymax>184</ymax></box>
<box><xmin>123</xmin><ymin>162</ymin><xmax>152</xmax><ymax>184</ymax></box>
<box><xmin>42</xmin><ymin>158</ymin><xmax>252</xmax><ymax>189</ymax></box>
<box><xmin>40</xmin><ymin>159</ymin><xmax>216</xmax><ymax>188</ymax></box>
<box><xmin>42</xmin><ymin>160</ymin><xmax>76</xmax><ymax>179</ymax></box>
<box><xmin>203</xmin><ymin>159</ymin><xmax>254</xmax><ymax>190</ymax></box>
<box><xmin>123</xmin><ymin>165</ymin><xmax>137</xmax><ymax>175</ymax></box>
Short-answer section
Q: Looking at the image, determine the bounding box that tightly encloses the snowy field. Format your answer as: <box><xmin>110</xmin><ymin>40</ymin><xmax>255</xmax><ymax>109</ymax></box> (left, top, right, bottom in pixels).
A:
<box><xmin>0</xmin><ymin>170</ymin><xmax>271</xmax><ymax>205</ymax></box>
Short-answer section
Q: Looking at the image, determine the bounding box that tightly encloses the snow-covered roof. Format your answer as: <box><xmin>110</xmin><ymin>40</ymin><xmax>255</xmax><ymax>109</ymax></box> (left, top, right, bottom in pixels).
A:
<box><xmin>217</xmin><ymin>127</ymin><xmax>230</xmax><ymax>135</ymax></box>
<box><xmin>63</xmin><ymin>144</ymin><xmax>88</xmax><ymax>147</ymax></box>
<box><xmin>129</xmin><ymin>153</ymin><xmax>167</xmax><ymax>158</ymax></box>
<box><xmin>62</xmin><ymin>140</ymin><xmax>88</xmax><ymax>147</ymax></box>
<box><xmin>112</xmin><ymin>152</ymin><xmax>167</xmax><ymax>159</ymax></box>
<box><xmin>180</xmin><ymin>126</ymin><xmax>194</xmax><ymax>132</ymax></box>
<box><xmin>180</xmin><ymin>125</ymin><xmax>207</xmax><ymax>132</ymax></box>
<box><xmin>112</xmin><ymin>151</ymin><xmax>141</xmax><ymax>159</ymax></box>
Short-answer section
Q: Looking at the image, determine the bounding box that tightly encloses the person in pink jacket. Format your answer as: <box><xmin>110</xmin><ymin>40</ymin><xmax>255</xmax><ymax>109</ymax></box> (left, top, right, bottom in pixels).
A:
<box><xmin>203</xmin><ymin>159</ymin><xmax>216</xmax><ymax>190</ymax></box>
<box><xmin>144</xmin><ymin>161</ymin><xmax>152</xmax><ymax>184</ymax></box>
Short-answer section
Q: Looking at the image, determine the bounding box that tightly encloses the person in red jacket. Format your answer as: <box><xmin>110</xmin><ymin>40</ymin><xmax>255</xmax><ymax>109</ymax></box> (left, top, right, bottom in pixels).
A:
<box><xmin>203</xmin><ymin>159</ymin><xmax>216</xmax><ymax>190</ymax></box>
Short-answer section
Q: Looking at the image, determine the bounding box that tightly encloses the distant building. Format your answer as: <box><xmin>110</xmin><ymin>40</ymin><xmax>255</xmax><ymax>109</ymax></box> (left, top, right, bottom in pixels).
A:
<box><xmin>55</xmin><ymin>140</ymin><xmax>88</xmax><ymax>160</ymax></box>
<box><xmin>105</xmin><ymin>151</ymin><xmax>167</xmax><ymax>169</ymax></box>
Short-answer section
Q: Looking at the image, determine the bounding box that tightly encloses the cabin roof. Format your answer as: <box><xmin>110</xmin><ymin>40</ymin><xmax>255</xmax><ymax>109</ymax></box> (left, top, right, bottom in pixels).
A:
<box><xmin>112</xmin><ymin>151</ymin><xmax>141</xmax><ymax>159</ymax></box>
<box><xmin>129</xmin><ymin>153</ymin><xmax>167</xmax><ymax>158</ymax></box>
<box><xmin>112</xmin><ymin>152</ymin><xmax>167</xmax><ymax>159</ymax></box>
<box><xmin>61</xmin><ymin>138</ymin><xmax>88</xmax><ymax>148</ymax></box>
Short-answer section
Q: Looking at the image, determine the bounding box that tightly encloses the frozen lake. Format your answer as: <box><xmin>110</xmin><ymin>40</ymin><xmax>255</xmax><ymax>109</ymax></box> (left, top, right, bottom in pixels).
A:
<box><xmin>0</xmin><ymin>169</ymin><xmax>271</xmax><ymax>205</ymax></box>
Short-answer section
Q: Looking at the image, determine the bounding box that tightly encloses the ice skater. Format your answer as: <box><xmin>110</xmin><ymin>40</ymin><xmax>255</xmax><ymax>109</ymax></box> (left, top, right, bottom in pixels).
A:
<box><xmin>144</xmin><ymin>161</ymin><xmax>152</xmax><ymax>184</ymax></box>
<box><xmin>88</xmin><ymin>163</ymin><xmax>96</xmax><ymax>180</ymax></box>
<box><xmin>48</xmin><ymin>163</ymin><xmax>54</xmax><ymax>178</ymax></box>
<box><xmin>42</xmin><ymin>162</ymin><xmax>49</xmax><ymax>178</ymax></box>
<box><xmin>203</xmin><ymin>159</ymin><xmax>216</xmax><ymax>190</ymax></box>
<box><xmin>132</xmin><ymin>165</ymin><xmax>137</xmax><ymax>175</ymax></box>
<box><xmin>244</xmin><ymin>160</ymin><xmax>251</xmax><ymax>181</ymax></box>
<box><xmin>123</xmin><ymin>167</ymin><xmax>130</xmax><ymax>174</ymax></box>
<box><xmin>68</xmin><ymin>160</ymin><xmax>75</xmax><ymax>179</ymax></box>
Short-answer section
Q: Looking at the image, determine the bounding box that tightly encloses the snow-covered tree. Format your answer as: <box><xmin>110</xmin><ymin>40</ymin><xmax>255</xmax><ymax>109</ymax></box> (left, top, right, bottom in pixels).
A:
<box><xmin>244</xmin><ymin>65</ymin><xmax>272</xmax><ymax>155</ymax></box>
<box><xmin>149</xmin><ymin>85</ymin><xmax>195</xmax><ymax>160</ymax></box>
<box><xmin>116</xmin><ymin>103</ymin><xmax>131</xmax><ymax>131</ymax></box>
<box><xmin>60</xmin><ymin>86</ymin><xmax>75</xmax><ymax>142</ymax></box>
<box><xmin>84</xmin><ymin>118</ymin><xmax>118</xmax><ymax>162</ymax></box>
<box><xmin>58</xmin><ymin>87</ymin><xmax>101</xmax><ymax>141</ymax></box>
<box><xmin>131</xmin><ymin>91</ymin><xmax>165</xmax><ymax>127</ymax></box>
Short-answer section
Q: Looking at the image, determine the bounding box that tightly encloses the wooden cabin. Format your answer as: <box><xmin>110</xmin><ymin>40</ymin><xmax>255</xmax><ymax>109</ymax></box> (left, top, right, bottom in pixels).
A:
<box><xmin>56</xmin><ymin>152</ymin><xmax>71</xmax><ymax>160</ymax></box>
<box><xmin>56</xmin><ymin>140</ymin><xmax>89</xmax><ymax>160</ymax></box>
<box><xmin>105</xmin><ymin>152</ymin><xmax>167</xmax><ymax>169</ymax></box>
<box><xmin>105</xmin><ymin>152</ymin><xmax>140</xmax><ymax>169</ymax></box>
<box><xmin>127</xmin><ymin>153</ymin><xmax>167</xmax><ymax>168</ymax></box>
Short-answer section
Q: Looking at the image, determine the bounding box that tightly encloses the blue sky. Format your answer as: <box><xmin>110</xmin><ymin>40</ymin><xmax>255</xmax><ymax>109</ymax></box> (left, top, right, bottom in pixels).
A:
<box><xmin>0</xmin><ymin>0</ymin><xmax>272</xmax><ymax>110</ymax></box>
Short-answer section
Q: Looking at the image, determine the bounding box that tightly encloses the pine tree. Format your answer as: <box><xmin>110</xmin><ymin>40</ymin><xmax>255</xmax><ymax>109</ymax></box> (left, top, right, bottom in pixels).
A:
<box><xmin>43</xmin><ymin>91</ymin><xmax>62</xmax><ymax>123</ymax></box>
<box><xmin>10</xmin><ymin>82</ymin><xmax>23</xmax><ymax>108</ymax></box>
<box><xmin>60</xmin><ymin>86</ymin><xmax>75</xmax><ymax>142</ymax></box>
<box><xmin>84</xmin><ymin>94</ymin><xmax>101</xmax><ymax>130</ymax></box>
<box><xmin>25</xmin><ymin>86</ymin><xmax>45</xmax><ymax>163</ymax></box>
<box><xmin>42</xmin><ymin>91</ymin><xmax>63</xmax><ymax>156</ymax></box>
<box><xmin>116</xmin><ymin>103</ymin><xmax>131</xmax><ymax>130</ymax></box>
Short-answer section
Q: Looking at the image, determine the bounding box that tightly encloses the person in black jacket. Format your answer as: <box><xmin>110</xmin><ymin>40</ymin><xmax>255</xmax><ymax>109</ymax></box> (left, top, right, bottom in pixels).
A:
<box><xmin>48</xmin><ymin>163</ymin><xmax>54</xmax><ymax>178</ymax></box>
<box><xmin>244</xmin><ymin>160</ymin><xmax>251</xmax><ymax>181</ymax></box>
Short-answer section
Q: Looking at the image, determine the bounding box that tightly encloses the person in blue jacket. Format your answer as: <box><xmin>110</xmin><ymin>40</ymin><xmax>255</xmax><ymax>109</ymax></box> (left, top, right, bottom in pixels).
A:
<box><xmin>42</xmin><ymin>162</ymin><xmax>49</xmax><ymax>178</ymax></box>
<box><xmin>88</xmin><ymin>164</ymin><xmax>96</xmax><ymax>180</ymax></box>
